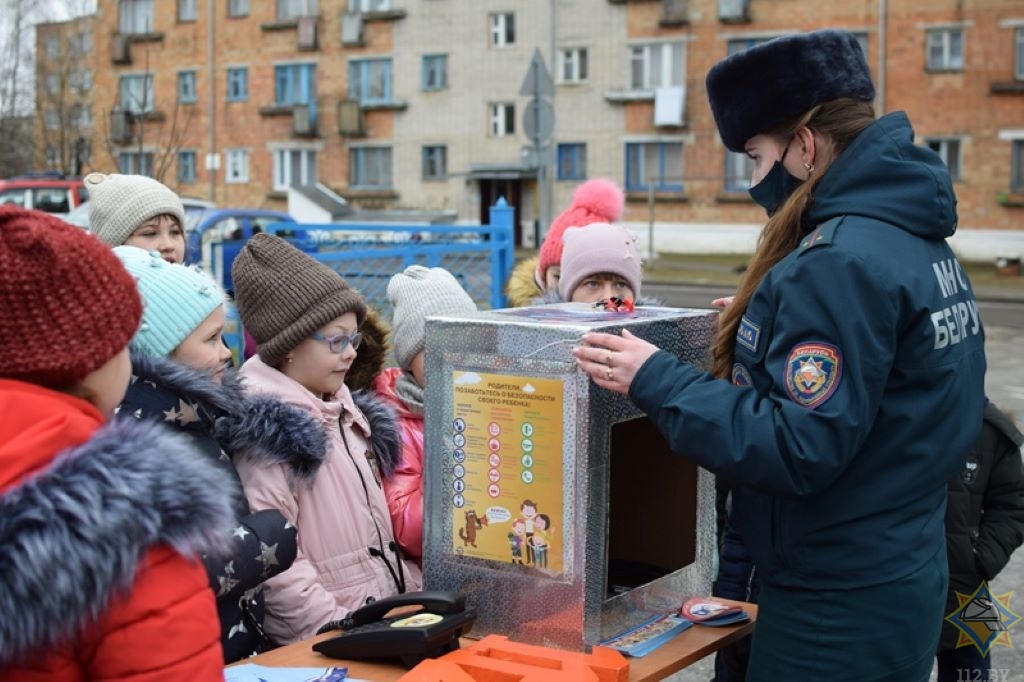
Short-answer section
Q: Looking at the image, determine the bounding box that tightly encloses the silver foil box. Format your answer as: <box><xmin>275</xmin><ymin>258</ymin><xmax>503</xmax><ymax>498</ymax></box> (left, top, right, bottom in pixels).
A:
<box><xmin>422</xmin><ymin>303</ymin><xmax>720</xmax><ymax>651</ymax></box>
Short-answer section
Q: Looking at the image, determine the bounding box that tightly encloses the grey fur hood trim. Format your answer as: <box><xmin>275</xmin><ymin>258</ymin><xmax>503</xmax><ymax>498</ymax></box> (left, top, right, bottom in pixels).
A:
<box><xmin>352</xmin><ymin>389</ymin><xmax>402</xmax><ymax>478</ymax></box>
<box><xmin>0</xmin><ymin>417</ymin><xmax>237</xmax><ymax>664</ymax></box>
<box><xmin>130</xmin><ymin>353</ymin><xmax>328</xmax><ymax>484</ymax></box>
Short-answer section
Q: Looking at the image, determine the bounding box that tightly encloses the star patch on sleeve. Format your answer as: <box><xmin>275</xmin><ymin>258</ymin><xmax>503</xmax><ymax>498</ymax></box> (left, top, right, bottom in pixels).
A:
<box><xmin>784</xmin><ymin>342</ymin><xmax>842</xmax><ymax>409</ymax></box>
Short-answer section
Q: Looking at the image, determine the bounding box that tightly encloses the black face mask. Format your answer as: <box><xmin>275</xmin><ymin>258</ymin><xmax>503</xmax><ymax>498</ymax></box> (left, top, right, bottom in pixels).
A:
<box><xmin>748</xmin><ymin>160</ymin><xmax>803</xmax><ymax>217</ymax></box>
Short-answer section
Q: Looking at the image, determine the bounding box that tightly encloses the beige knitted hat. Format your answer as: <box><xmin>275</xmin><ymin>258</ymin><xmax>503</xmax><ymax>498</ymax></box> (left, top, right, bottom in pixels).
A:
<box><xmin>387</xmin><ymin>265</ymin><xmax>477</xmax><ymax>370</ymax></box>
<box><xmin>85</xmin><ymin>172</ymin><xmax>186</xmax><ymax>246</ymax></box>
<box><xmin>231</xmin><ymin>234</ymin><xmax>367</xmax><ymax>366</ymax></box>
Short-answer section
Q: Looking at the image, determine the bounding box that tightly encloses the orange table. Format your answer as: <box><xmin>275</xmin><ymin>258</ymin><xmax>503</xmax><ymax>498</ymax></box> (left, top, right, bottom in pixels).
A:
<box><xmin>231</xmin><ymin>600</ymin><xmax>756</xmax><ymax>681</ymax></box>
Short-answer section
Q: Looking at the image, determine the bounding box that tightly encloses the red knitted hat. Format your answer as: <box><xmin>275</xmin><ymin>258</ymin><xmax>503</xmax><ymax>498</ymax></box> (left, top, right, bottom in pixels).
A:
<box><xmin>536</xmin><ymin>178</ymin><xmax>625</xmax><ymax>285</ymax></box>
<box><xmin>0</xmin><ymin>206</ymin><xmax>142</xmax><ymax>387</ymax></box>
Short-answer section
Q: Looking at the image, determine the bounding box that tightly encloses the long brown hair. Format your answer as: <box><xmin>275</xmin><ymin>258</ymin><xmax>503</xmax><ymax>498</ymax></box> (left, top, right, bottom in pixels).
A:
<box><xmin>710</xmin><ymin>98</ymin><xmax>877</xmax><ymax>379</ymax></box>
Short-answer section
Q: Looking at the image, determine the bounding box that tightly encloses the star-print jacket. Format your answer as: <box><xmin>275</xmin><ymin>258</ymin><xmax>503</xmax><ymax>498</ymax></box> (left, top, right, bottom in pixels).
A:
<box><xmin>0</xmin><ymin>379</ymin><xmax>235</xmax><ymax>681</ymax></box>
<box><xmin>629</xmin><ymin>112</ymin><xmax>987</xmax><ymax>591</ymax></box>
<box><xmin>119</xmin><ymin>354</ymin><xmax>325</xmax><ymax>663</ymax></box>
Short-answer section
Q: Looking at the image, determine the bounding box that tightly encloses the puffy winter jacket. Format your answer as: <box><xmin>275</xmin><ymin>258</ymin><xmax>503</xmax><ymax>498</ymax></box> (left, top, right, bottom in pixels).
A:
<box><xmin>0</xmin><ymin>379</ymin><xmax>235</xmax><ymax>681</ymax></box>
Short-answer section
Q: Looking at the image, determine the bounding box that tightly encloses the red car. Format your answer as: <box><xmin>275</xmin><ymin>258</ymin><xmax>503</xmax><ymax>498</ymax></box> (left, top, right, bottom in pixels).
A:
<box><xmin>0</xmin><ymin>174</ymin><xmax>88</xmax><ymax>215</ymax></box>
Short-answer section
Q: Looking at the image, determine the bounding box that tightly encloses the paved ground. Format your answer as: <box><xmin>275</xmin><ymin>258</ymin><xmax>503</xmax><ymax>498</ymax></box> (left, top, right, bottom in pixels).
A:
<box><xmin>647</xmin><ymin>284</ymin><xmax>1024</xmax><ymax>681</ymax></box>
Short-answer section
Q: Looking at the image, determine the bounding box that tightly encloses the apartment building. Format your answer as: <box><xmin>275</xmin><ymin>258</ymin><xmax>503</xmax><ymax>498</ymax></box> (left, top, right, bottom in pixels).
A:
<box><xmin>64</xmin><ymin>0</ymin><xmax>1024</xmax><ymax>246</ymax></box>
<box><xmin>35</xmin><ymin>16</ymin><xmax>96</xmax><ymax>175</ymax></box>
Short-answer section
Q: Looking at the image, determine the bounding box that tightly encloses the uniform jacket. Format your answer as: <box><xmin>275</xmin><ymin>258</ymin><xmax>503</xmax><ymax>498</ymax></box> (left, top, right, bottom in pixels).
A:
<box><xmin>940</xmin><ymin>402</ymin><xmax>1024</xmax><ymax>650</ymax></box>
<box><xmin>235</xmin><ymin>356</ymin><xmax>421</xmax><ymax>644</ymax></box>
<box><xmin>374</xmin><ymin>366</ymin><xmax>426</xmax><ymax>561</ymax></box>
<box><xmin>506</xmin><ymin>255</ymin><xmax>543</xmax><ymax>308</ymax></box>
<box><xmin>0</xmin><ymin>379</ymin><xmax>235</xmax><ymax>681</ymax></box>
<box><xmin>630</xmin><ymin>112</ymin><xmax>987</xmax><ymax>590</ymax></box>
<box><xmin>119</xmin><ymin>354</ymin><xmax>316</xmax><ymax>662</ymax></box>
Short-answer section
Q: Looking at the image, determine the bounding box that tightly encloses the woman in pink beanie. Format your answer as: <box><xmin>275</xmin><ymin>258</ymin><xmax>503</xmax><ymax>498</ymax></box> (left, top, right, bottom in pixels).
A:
<box><xmin>504</xmin><ymin>178</ymin><xmax>624</xmax><ymax>307</ymax></box>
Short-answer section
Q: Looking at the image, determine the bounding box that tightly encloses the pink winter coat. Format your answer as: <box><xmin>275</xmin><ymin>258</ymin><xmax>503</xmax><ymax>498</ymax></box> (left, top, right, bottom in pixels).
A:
<box><xmin>374</xmin><ymin>367</ymin><xmax>426</xmax><ymax>562</ymax></box>
<box><xmin>235</xmin><ymin>357</ymin><xmax>422</xmax><ymax>644</ymax></box>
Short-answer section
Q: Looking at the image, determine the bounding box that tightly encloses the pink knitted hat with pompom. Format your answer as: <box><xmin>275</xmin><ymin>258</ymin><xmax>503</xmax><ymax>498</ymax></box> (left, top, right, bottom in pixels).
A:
<box><xmin>536</xmin><ymin>178</ymin><xmax>624</xmax><ymax>286</ymax></box>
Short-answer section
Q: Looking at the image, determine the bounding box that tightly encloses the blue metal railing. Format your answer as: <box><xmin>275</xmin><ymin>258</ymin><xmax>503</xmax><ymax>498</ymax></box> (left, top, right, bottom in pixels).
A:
<box><xmin>213</xmin><ymin>198</ymin><xmax>515</xmax><ymax>365</ymax></box>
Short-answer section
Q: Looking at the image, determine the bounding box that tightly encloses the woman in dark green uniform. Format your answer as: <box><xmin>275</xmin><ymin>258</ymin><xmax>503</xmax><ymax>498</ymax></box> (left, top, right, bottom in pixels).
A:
<box><xmin>574</xmin><ymin>30</ymin><xmax>987</xmax><ymax>680</ymax></box>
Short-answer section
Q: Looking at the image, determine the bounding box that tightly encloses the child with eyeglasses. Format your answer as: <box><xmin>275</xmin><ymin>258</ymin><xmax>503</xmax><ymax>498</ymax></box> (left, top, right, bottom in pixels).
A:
<box><xmin>229</xmin><ymin>234</ymin><xmax>421</xmax><ymax>644</ymax></box>
<box><xmin>372</xmin><ymin>266</ymin><xmax>478</xmax><ymax>565</ymax></box>
<box><xmin>112</xmin><ymin>245</ymin><xmax>320</xmax><ymax>662</ymax></box>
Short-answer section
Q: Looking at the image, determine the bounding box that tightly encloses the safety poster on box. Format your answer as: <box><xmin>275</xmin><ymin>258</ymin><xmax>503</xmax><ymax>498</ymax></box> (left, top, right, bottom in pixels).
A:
<box><xmin>449</xmin><ymin>370</ymin><xmax>564</xmax><ymax>574</ymax></box>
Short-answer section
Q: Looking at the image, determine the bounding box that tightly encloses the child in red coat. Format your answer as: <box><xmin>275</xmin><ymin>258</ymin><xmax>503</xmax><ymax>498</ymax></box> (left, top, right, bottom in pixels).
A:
<box><xmin>0</xmin><ymin>207</ymin><xmax>235</xmax><ymax>681</ymax></box>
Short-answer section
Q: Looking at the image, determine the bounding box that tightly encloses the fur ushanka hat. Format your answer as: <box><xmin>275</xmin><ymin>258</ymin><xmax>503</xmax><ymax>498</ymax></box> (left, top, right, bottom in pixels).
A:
<box><xmin>706</xmin><ymin>30</ymin><xmax>875</xmax><ymax>153</ymax></box>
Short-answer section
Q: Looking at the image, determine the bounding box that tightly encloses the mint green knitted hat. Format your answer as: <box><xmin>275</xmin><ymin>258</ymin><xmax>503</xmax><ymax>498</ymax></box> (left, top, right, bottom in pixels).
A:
<box><xmin>114</xmin><ymin>246</ymin><xmax>225</xmax><ymax>357</ymax></box>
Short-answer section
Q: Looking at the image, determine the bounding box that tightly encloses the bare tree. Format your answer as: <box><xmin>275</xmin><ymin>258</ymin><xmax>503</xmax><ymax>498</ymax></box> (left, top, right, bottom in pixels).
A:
<box><xmin>36</xmin><ymin>16</ymin><xmax>95</xmax><ymax>175</ymax></box>
<box><xmin>0</xmin><ymin>0</ymin><xmax>38</xmax><ymax>174</ymax></box>
<box><xmin>99</xmin><ymin>39</ymin><xmax>194</xmax><ymax>187</ymax></box>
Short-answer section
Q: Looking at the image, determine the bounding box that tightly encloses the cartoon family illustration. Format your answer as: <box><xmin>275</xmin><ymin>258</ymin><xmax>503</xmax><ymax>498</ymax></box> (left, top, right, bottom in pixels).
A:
<box><xmin>507</xmin><ymin>499</ymin><xmax>553</xmax><ymax>568</ymax></box>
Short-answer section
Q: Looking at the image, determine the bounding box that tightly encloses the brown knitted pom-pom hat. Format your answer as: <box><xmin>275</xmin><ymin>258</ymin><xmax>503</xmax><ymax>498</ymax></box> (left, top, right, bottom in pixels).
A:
<box><xmin>231</xmin><ymin>234</ymin><xmax>367</xmax><ymax>367</ymax></box>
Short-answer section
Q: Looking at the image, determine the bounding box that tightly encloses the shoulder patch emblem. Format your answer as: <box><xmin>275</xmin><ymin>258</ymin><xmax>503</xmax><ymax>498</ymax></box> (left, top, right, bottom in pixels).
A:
<box><xmin>784</xmin><ymin>342</ymin><xmax>842</xmax><ymax>409</ymax></box>
<box><xmin>736</xmin><ymin>316</ymin><xmax>760</xmax><ymax>353</ymax></box>
<box><xmin>732</xmin><ymin>363</ymin><xmax>753</xmax><ymax>387</ymax></box>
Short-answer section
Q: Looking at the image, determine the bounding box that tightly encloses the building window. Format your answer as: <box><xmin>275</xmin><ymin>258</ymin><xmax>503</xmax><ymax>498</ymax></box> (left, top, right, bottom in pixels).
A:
<box><xmin>178</xmin><ymin>151</ymin><xmax>197</xmax><ymax>183</ymax></box>
<box><xmin>1011</xmin><ymin>140</ymin><xmax>1024</xmax><ymax>193</ymax></box>
<box><xmin>274</xmin><ymin>63</ymin><xmax>316</xmax><ymax>106</ymax></box>
<box><xmin>422</xmin><ymin>54</ymin><xmax>447</xmax><ymax>91</ymax></box>
<box><xmin>45</xmin><ymin>146</ymin><xmax>60</xmax><ymax>168</ymax></box>
<box><xmin>277</xmin><ymin>0</ymin><xmax>317</xmax><ymax>21</ymax></box>
<box><xmin>351</xmin><ymin>0</ymin><xmax>391</xmax><ymax>10</ymax></box>
<box><xmin>629</xmin><ymin>42</ymin><xmax>684</xmax><ymax>90</ymax></box>
<box><xmin>178</xmin><ymin>71</ymin><xmax>197</xmax><ymax>104</ymax></box>
<box><xmin>118</xmin><ymin>151</ymin><xmax>154</xmax><ymax>175</ymax></box>
<box><xmin>45</xmin><ymin>37</ymin><xmax>59</xmax><ymax>59</ymax></box>
<box><xmin>227</xmin><ymin>67</ymin><xmax>249</xmax><ymax>101</ymax></box>
<box><xmin>724</xmin><ymin>151</ymin><xmax>754</xmax><ymax>193</ymax></box>
<box><xmin>559</xmin><ymin>48</ymin><xmax>588</xmax><ymax>83</ymax></box>
<box><xmin>557</xmin><ymin>143</ymin><xmax>587</xmax><ymax>180</ymax></box>
<box><xmin>272</xmin><ymin>148</ymin><xmax>317</xmax><ymax>190</ymax></box>
<box><xmin>490</xmin><ymin>13</ymin><xmax>515</xmax><ymax>47</ymax></box>
<box><xmin>119</xmin><ymin>74</ymin><xmax>155</xmax><ymax>114</ymax></box>
<box><xmin>348</xmin><ymin>58</ymin><xmax>392</xmax><ymax>104</ymax></box>
<box><xmin>926</xmin><ymin>28</ymin><xmax>964</xmax><ymax>71</ymax></box>
<box><xmin>228</xmin><ymin>0</ymin><xmax>249</xmax><ymax>17</ymax></box>
<box><xmin>422</xmin><ymin>145</ymin><xmax>447</xmax><ymax>180</ymax></box>
<box><xmin>1016</xmin><ymin>28</ymin><xmax>1024</xmax><ymax>80</ymax></box>
<box><xmin>225</xmin><ymin>149</ymin><xmax>250</xmax><ymax>183</ymax></box>
<box><xmin>45</xmin><ymin>74</ymin><xmax>60</xmax><ymax>96</ymax></box>
<box><xmin>925</xmin><ymin>138</ymin><xmax>962</xmax><ymax>181</ymax></box>
<box><xmin>489</xmin><ymin>103</ymin><xmax>514</xmax><ymax>137</ymax></box>
<box><xmin>178</xmin><ymin>0</ymin><xmax>197</xmax><ymax>22</ymax></box>
<box><xmin>350</xmin><ymin>147</ymin><xmax>392</xmax><ymax>189</ymax></box>
<box><xmin>727</xmin><ymin>37</ymin><xmax>769</xmax><ymax>56</ymax></box>
<box><xmin>44</xmin><ymin>108</ymin><xmax>60</xmax><ymax>131</ymax></box>
<box><xmin>74</xmin><ymin>31</ymin><xmax>93</xmax><ymax>54</ymax></box>
<box><xmin>71</xmin><ymin>103</ymin><xmax>92</xmax><ymax>129</ymax></box>
<box><xmin>625</xmin><ymin>141</ymin><xmax>683</xmax><ymax>192</ymax></box>
<box><xmin>119</xmin><ymin>0</ymin><xmax>155</xmax><ymax>34</ymax></box>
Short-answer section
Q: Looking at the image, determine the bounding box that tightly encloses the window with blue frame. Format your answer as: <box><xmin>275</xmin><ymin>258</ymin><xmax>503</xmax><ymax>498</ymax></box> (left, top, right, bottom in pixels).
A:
<box><xmin>350</xmin><ymin>147</ymin><xmax>392</xmax><ymax>189</ymax></box>
<box><xmin>119</xmin><ymin>74</ymin><xmax>154</xmax><ymax>114</ymax></box>
<box><xmin>422</xmin><ymin>54</ymin><xmax>447</xmax><ymax>91</ymax></box>
<box><xmin>349</xmin><ymin>59</ymin><xmax>392</xmax><ymax>104</ymax></box>
<box><xmin>178</xmin><ymin>70</ymin><xmax>197</xmax><ymax>104</ymax></box>
<box><xmin>178</xmin><ymin>150</ymin><xmax>197</xmax><ymax>183</ymax></box>
<box><xmin>625</xmin><ymin>141</ymin><xmax>683</xmax><ymax>192</ymax></box>
<box><xmin>557</xmin><ymin>143</ymin><xmax>586</xmax><ymax>180</ymax></box>
<box><xmin>275</xmin><ymin>63</ymin><xmax>316</xmax><ymax>106</ymax></box>
<box><xmin>118</xmin><ymin>151</ymin><xmax>154</xmax><ymax>175</ymax></box>
<box><xmin>422</xmin><ymin>145</ymin><xmax>447</xmax><ymax>180</ymax></box>
<box><xmin>227</xmin><ymin>67</ymin><xmax>248</xmax><ymax>101</ymax></box>
<box><xmin>724</xmin><ymin>151</ymin><xmax>754</xmax><ymax>193</ymax></box>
